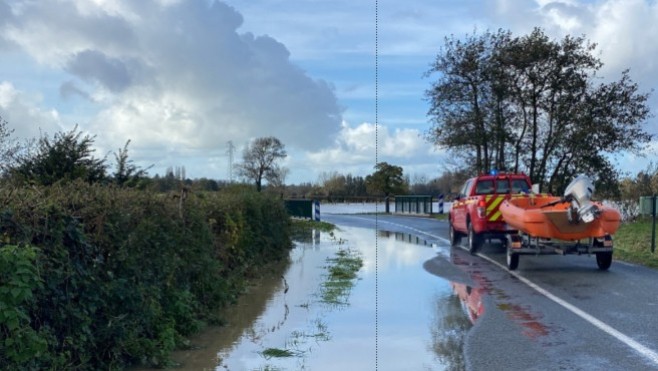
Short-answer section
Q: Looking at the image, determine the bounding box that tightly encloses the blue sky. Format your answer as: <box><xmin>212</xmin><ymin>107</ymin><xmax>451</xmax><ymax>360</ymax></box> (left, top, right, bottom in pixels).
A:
<box><xmin>0</xmin><ymin>0</ymin><xmax>656</xmax><ymax>184</ymax></box>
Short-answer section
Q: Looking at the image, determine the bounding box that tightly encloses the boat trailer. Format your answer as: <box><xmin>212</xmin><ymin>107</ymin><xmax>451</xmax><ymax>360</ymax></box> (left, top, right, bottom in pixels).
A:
<box><xmin>505</xmin><ymin>233</ymin><xmax>614</xmax><ymax>271</ymax></box>
<box><xmin>503</xmin><ymin>175</ymin><xmax>616</xmax><ymax>271</ymax></box>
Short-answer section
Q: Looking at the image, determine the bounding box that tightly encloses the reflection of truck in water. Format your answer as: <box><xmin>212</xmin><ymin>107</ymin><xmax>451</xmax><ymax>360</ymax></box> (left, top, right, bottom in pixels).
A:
<box><xmin>452</xmin><ymin>279</ymin><xmax>551</xmax><ymax>339</ymax></box>
<box><xmin>451</xmin><ymin>282</ymin><xmax>483</xmax><ymax>324</ymax></box>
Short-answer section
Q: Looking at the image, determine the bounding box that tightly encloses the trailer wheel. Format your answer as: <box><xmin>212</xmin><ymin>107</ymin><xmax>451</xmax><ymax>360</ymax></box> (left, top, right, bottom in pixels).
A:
<box><xmin>594</xmin><ymin>237</ymin><xmax>613</xmax><ymax>271</ymax></box>
<box><xmin>449</xmin><ymin>222</ymin><xmax>462</xmax><ymax>247</ymax></box>
<box><xmin>596</xmin><ymin>252</ymin><xmax>613</xmax><ymax>271</ymax></box>
<box><xmin>468</xmin><ymin>222</ymin><xmax>482</xmax><ymax>255</ymax></box>
<box><xmin>507</xmin><ymin>249</ymin><xmax>519</xmax><ymax>270</ymax></box>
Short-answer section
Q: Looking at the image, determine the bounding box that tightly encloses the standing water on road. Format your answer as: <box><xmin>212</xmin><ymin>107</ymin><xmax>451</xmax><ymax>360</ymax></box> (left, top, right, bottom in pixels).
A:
<box><xmin>164</xmin><ymin>226</ymin><xmax>475</xmax><ymax>370</ymax></box>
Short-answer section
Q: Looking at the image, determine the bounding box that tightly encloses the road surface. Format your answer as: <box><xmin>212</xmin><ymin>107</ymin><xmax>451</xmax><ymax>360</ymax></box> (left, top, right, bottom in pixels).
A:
<box><xmin>322</xmin><ymin>213</ymin><xmax>658</xmax><ymax>371</ymax></box>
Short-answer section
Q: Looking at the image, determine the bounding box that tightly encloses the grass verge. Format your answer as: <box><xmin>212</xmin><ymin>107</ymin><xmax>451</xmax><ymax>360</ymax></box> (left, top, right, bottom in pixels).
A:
<box><xmin>614</xmin><ymin>217</ymin><xmax>658</xmax><ymax>268</ymax></box>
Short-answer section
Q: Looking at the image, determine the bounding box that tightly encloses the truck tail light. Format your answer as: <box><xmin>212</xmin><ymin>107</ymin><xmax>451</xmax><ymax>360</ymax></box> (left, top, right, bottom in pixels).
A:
<box><xmin>477</xmin><ymin>199</ymin><xmax>486</xmax><ymax>218</ymax></box>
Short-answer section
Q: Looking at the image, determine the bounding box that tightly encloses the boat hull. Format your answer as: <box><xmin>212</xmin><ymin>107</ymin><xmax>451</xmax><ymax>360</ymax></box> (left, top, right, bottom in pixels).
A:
<box><xmin>499</xmin><ymin>196</ymin><xmax>621</xmax><ymax>240</ymax></box>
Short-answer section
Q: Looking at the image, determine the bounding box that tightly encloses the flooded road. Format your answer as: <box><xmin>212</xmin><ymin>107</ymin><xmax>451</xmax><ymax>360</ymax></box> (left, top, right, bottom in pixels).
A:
<box><xmin>165</xmin><ymin>226</ymin><xmax>476</xmax><ymax>370</ymax></box>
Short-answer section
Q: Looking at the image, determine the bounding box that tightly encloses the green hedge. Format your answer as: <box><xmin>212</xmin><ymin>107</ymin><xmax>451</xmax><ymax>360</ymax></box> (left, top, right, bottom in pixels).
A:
<box><xmin>0</xmin><ymin>182</ymin><xmax>292</xmax><ymax>370</ymax></box>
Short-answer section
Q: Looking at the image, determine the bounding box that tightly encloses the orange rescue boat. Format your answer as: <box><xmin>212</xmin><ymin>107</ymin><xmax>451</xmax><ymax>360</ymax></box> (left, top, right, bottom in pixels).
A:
<box><xmin>499</xmin><ymin>195</ymin><xmax>621</xmax><ymax>241</ymax></box>
<box><xmin>498</xmin><ymin>175</ymin><xmax>620</xmax><ymax>271</ymax></box>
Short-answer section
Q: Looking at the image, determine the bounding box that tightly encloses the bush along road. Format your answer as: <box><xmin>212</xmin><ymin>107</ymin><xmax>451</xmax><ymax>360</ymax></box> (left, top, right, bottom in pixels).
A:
<box><xmin>0</xmin><ymin>182</ymin><xmax>292</xmax><ymax>370</ymax></box>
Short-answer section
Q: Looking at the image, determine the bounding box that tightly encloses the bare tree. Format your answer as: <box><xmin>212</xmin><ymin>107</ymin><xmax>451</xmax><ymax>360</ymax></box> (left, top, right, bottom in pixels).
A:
<box><xmin>266</xmin><ymin>164</ymin><xmax>289</xmax><ymax>189</ymax></box>
<box><xmin>235</xmin><ymin>136</ymin><xmax>287</xmax><ymax>192</ymax></box>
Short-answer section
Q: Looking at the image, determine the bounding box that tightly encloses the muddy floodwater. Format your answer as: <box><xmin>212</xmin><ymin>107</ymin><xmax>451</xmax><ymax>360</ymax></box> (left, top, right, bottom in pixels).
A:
<box><xmin>163</xmin><ymin>226</ymin><xmax>475</xmax><ymax>370</ymax></box>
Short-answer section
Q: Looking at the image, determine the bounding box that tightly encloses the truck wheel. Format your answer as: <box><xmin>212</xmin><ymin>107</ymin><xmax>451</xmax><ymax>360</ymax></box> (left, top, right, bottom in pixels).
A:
<box><xmin>596</xmin><ymin>251</ymin><xmax>613</xmax><ymax>271</ymax></box>
<box><xmin>467</xmin><ymin>222</ymin><xmax>482</xmax><ymax>255</ymax></box>
<box><xmin>449</xmin><ymin>222</ymin><xmax>461</xmax><ymax>247</ymax></box>
<box><xmin>507</xmin><ymin>249</ymin><xmax>519</xmax><ymax>270</ymax></box>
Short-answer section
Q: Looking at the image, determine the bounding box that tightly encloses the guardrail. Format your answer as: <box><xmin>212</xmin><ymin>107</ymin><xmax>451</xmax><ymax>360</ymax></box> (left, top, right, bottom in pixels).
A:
<box><xmin>394</xmin><ymin>195</ymin><xmax>433</xmax><ymax>215</ymax></box>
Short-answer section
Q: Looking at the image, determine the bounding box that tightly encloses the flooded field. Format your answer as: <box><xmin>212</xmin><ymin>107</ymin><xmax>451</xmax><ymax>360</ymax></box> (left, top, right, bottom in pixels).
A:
<box><xmin>163</xmin><ymin>226</ymin><xmax>476</xmax><ymax>370</ymax></box>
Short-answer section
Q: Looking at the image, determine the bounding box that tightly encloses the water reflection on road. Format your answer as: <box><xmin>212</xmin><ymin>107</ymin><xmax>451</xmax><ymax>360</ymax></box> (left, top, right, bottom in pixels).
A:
<box><xmin>164</xmin><ymin>227</ymin><xmax>478</xmax><ymax>370</ymax></box>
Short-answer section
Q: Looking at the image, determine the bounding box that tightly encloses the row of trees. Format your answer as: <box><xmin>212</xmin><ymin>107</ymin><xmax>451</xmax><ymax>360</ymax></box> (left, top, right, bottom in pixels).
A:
<box><xmin>4</xmin><ymin>117</ymin><xmax>654</xmax><ymax>203</ymax></box>
<box><xmin>0</xmin><ymin>118</ymin><xmax>287</xmax><ymax>194</ymax></box>
<box><xmin>288</xmin><ymin>165</ymin><xmax>470</xmax><ymax>201</ymax></box>
<box><xmin>425</xmin><ymin>28</ymin><xmax>653</xmax><ymax>195</ymax></box>
<box><xmin>0</xmin><ymin>119</ymin><xmax>429</xmax><ymax>200</ymax></box>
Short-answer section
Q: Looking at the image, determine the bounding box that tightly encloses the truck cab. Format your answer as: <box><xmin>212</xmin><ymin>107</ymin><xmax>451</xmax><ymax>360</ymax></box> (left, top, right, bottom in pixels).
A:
<box><xmin>449</xmin><ymin>172</ymin><xmax>533</xmax><ymax>254</ymax></box>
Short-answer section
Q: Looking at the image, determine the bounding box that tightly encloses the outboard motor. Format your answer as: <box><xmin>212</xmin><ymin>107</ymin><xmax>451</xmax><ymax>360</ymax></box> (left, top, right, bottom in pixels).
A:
<box><xmin>563</xmin><ymin>175</ymin><xmax>600</xmax><ymax>223</ymax></box>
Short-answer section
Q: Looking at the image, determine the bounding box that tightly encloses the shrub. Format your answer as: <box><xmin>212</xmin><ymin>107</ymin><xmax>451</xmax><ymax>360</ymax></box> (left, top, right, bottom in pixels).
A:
<box><xmin>0</xmin><ymin>245</ymin><xmax>48</xmax><ymax>370</ymax></box>
<box><xmin>0</xmin><ymin>182</ymin><xmax>292</xmax><ymax>369</ymax></box>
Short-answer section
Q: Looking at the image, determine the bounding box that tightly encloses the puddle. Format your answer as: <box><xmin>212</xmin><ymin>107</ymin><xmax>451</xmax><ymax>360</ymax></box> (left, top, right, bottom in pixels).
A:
<box><xmin>441</xmin><ymin>246</ymin><xmax>554</xmax><ymax>342</ymax></box>
<box><xmin>144</xmin><ymin>227</ymin><xmax>476</xmax><ymax>370</ymax></box>
<box><xmin>378</xmin><ymin>230</ymin><xmax>433</xmax><ymax>246</ymax></box>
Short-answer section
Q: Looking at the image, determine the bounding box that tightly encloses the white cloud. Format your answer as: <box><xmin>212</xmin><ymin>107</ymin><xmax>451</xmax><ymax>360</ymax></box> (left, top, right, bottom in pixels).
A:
<box><xmin>0</xmin><ymin>81</ymin><xmax>63</xmax><ymax>139</ymax></box>
<box><xmin>0</xmin><ymin>0</ymin><xmax>343</xmax><ymax>155</ymax></box>
<box><xmin>308</xmin><ymin>121</ymin><xmax>426</xmax><ymax>164</ymax></box>
<box><xmin>304</xmin><ymin>120</ymin><xmax>443</xmax><ymax>181</ymax></box>
<box><xmin>589</xmin><ymin>0</ymin><xmax>658</xmax><ymax>82</ymax></box>
<box><xmin>483</xmin><ymin>0</ymin><xmax>658</xmax><ymax>85</ymax></box>
<box><xmin>1</xmin><ymin>0</ymin><xmax>656</xmax><ymax>183</ymax></box>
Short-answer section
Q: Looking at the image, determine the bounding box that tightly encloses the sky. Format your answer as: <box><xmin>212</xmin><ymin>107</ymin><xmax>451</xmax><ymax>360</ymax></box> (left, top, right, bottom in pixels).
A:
<box><xmin>0</xmin><ymin>0</ymin><xmax>657</xmax><ymax>185</ymax></box>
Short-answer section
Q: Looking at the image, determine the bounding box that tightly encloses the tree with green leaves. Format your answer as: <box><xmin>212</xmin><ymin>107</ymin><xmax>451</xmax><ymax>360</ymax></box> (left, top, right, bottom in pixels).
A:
<box><xmin>112</xmin><ymin>139</ymin><xmax>151</xmax><ymax>187</ymax></box>
<box><xmin>235</xmin><ymin>136</ymin><xmax>287</xmax><ymax>192</ymax></box>
<box><xmin>425</xmin><ymin>28</ymin><xmax>652</xmax><ymax>195</ymax></box>
<box><xmin>13</xmin><ymin>126</ymin><xmax>107</xmax><ymax>186</ymax></box>
<box><xmin>365</xmin><ymin>162</ymin><xmax>407</xmax><ymax>213</ymax></box>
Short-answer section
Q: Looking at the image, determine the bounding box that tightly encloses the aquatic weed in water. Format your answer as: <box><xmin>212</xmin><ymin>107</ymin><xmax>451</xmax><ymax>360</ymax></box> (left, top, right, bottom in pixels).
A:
<box><xmin>260</xmin><ymin>348</ymin><xmax>301</xmax><ymax>359</ymax></box>
<box><xmin>320</xmin><ymin>248</ymin><xmax>363</xmax><ymax>306</ymax></box>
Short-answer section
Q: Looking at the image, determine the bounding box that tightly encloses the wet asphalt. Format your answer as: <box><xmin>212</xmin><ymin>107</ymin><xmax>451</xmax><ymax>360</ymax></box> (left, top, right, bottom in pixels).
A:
<box><xmin>322</xmin><ymin>213</ymin><xmax>658</xmax><ymax>371</ymax></box>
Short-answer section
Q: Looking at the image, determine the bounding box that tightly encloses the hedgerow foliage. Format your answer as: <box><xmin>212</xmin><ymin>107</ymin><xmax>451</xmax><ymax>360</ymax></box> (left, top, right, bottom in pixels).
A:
<box><xmin>0</xmin><ymin>182</ymin><xmax>292</xmax><ymax>370</ymax></box>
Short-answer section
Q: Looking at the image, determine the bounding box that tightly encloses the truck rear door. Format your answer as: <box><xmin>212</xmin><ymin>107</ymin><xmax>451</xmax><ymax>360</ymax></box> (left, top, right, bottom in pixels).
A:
<box><xmin>484</xmin><ymin>175</ymin><xmax>531</xmax><ymax>224</ymax></box>
<box><xmin>473</xmin><ymin>178</ymin><xmax>506</xmax><ymax>224</ymax></box>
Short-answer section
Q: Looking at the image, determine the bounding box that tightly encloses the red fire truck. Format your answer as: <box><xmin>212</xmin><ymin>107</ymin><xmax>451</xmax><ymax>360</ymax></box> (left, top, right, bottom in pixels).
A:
<box><xmin>448</xmin><ymin>171</ymin><xmax>533</xmax><ymax>254</ymax></box>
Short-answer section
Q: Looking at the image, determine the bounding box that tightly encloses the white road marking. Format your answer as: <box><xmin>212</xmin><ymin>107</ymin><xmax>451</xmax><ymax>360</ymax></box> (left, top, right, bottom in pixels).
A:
<box><xmin>475</xmin><ymin>252</ymin><xmax>658</xmax><ymax>366</ymax></box>
<box><xmin>370</xmin><ymin>217</ymin><xmax>658</xmax><ymax>366</ymax></box>
<box><xmin>374</xmin><ymin>219</ymin><xmax>451</xmax><ymax>244</ymax></box>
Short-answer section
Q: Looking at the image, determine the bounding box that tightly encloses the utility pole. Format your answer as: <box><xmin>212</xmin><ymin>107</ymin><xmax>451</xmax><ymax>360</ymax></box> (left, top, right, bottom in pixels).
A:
<box><xmin>227</xmin><ymin>141</ymin><xmax>235</xmax><ymax>183</ymax></box>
